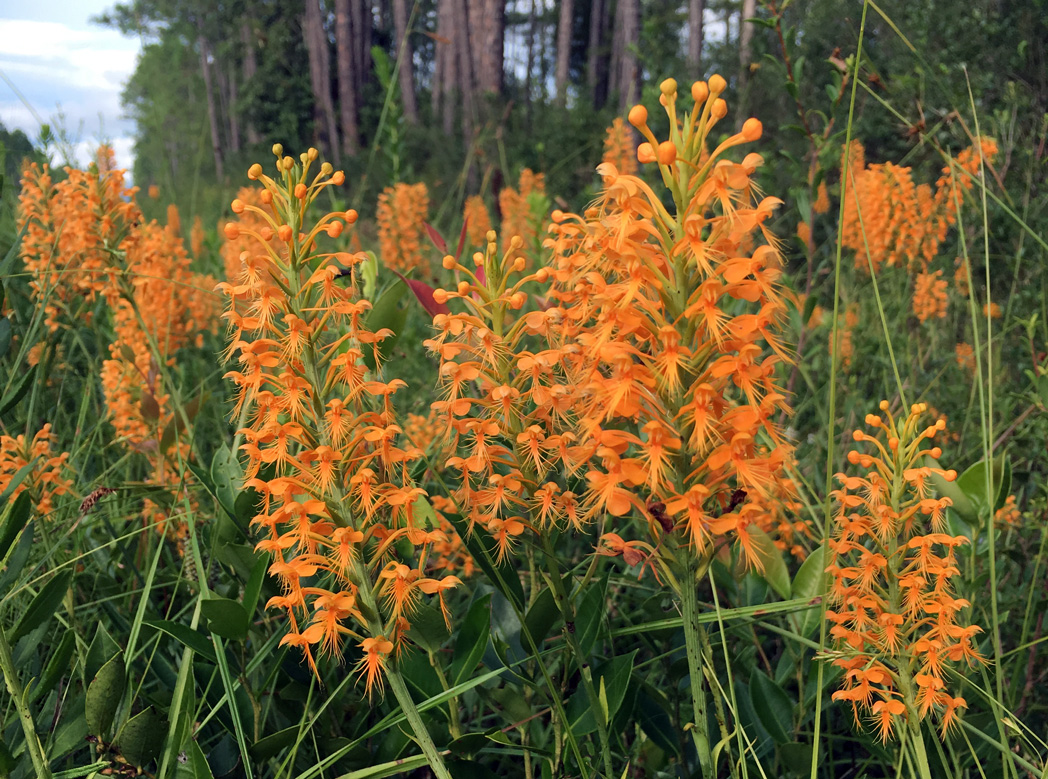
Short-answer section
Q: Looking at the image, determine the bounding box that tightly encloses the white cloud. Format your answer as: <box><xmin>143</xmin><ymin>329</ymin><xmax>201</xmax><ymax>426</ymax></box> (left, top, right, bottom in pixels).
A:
<box><xmin>0</xmin><ymin>16</ymin><xmax>139</xmax><ymax>167</ymax></box>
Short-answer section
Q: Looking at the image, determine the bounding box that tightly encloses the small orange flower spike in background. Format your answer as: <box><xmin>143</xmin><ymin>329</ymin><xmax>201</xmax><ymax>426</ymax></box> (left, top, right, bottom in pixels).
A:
<box><xmin>825</xmin><ymin>401</ymin><xmax>980</xmax><ymax>751</ymax></box>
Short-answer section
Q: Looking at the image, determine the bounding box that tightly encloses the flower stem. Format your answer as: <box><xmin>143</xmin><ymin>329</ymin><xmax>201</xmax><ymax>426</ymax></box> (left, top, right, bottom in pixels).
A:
<box><xmin>680</xmin><ymin>568</ymin><xmax>714</xmax><ymax>778</ymax></box>
<box><xmin>540</xmin><ymin>535</ymin><xmax>616</xmax><ymax>779</ymax></box>
<box><xmin>0</xmin><ymin>626</ymin><xmax>52</xmax><ymax>779</ymax></box>
<box><xmin>383</xmin><ymin>666</ymin><xmax>454</xmax><ymax>779</ymax></box>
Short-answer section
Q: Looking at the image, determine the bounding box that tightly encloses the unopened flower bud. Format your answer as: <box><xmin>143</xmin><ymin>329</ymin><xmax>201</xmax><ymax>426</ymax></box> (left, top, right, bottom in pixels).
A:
<box><xmin>637</xmin><ymin>143</ymin><xmax>656</xmax><ymax>164</ymax></box>
<box><xmin>278</xmin><ymin>224</ymin><xmax>293</xmax><ymax>243</ymax></box>
<box><xmin>442</xmin><ymin>254</ymin><xmax>457</xmax><ymax>269</ymax></box>
<box><xmin>457</xmin><ymin>280</ymin><xmax>471</xmax><ymax>295</ymax></box>
<box><xmin>711</xmin><ymin>99</ymin><xmax>728</xmax><ymax>119</ymax></box>
<box><xmin>223</xmin><ymin>222</ymin><xmax>240</xmax><ymax>239</ymax></box>
<box><xmin>231</xmin><ymin>199</ymin><xmax>245</xmax><ymax>214</ymax></box>
<box><xmin>709</xmin><ymin>74</ymin><xmax>727</xmax><ymax>94</ymax></box>
<box><xmin>272</xmin><ymin>143</ymin><xmax>283</xmax><ymax>157</ymax></box>
<box><xmin>691</xmin><ymin>81</ymin><xmax>709</xmax><ymax>103</ymax></box>
<box><xmin>344</xmin><ymin>209</ymin><xmax>358</xmax><ymax>224</ymax></box>
<box><xmin>741</xmin><ymin>118</ymin><xmax>763</xmax><ymax>141</ymax></box>
<box><xmin>248</xmin><ymin>163</ymin><xmax>263</xmax><ymax>180</ymax></box>
<box><xmin>294</xmin><ymin>183</ymin><xmax>308</xmax><ymax>200</ymax></box>
<box><xmin>657</xmin><ymin>141</ymin><xmax>677</xmax><ymax>165</ymax></box>
<box><xmin>260</xmin><ymin>190</ymin><xmax>273</xmax><ymax>205</ymax></box>
<box><xmin>332</xmin><ymin>170</ymin><xmax>345</xmax><ymax>185</ymax></box>
<box><xmin>628</xmin><ymin>104</ymin><xmax>648</xmax><ymax>128</ymax></box>
<box><xmin>327</xmin><ymin>222</ymin><xmax>343</xmax><ymax>238</ymax></box>
<box><xmin>660</xmin><ymin>78</ymin><xmax>678</xmax><ymax>97</ymax></box>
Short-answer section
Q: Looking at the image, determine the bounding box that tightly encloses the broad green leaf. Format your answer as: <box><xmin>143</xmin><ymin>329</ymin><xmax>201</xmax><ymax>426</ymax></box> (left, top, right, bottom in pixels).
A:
<box><xmin>750</xmin><ymin>527</ymin><xmax>791</xmax><ymax>599</ymax></box>
<box><xmin>211</xmin><ymin>444</ymin><xmax>243</xmax><ymax>524</ymax></box>
<box><xmin>410</xmin><ymin>602</ymin><xmax>451</xmax><ymax>654</ymax></box>
<box><xmin>85</xmin><ymin>654</ymin><xmax>126</xmax><ymax>738</ymax></box>
<box><xmin>29</xmin><ymin>627</ymin><xmax>76</xmax><ymax>702</ymax></box>
<box><xmin>444</xmin><ymin>511</ymin><xmax>524</xmax><ymax>609</ymax></box>
<box><xmin>201</xmin><ymin>597</ymin><xmax>250</xmax><ymax>641</ymax></box>
<box><xmin>789</xmin><ymin>547</ymin><xmax>827</xmax><ymax>638</ymax></box>
<box><xmin>781</xmin><ymin>741</ymin><xmax>814</xmax><ymax>776</ymax></box>
<box><xmin>524</xmin><ymin>587</ymin><xmax>559</xmax><ymax>644</ymax></box>
<box><xmin>567</xmin><ymin>650</ymin><xmax>637</xmax><ymax>736</ymax></box>
<box><xmin>84</xmin><ymin>622</ymin><xmax>122</xmax><ymax>685</ymax></box>
<box><xmin>242</xmin><ymin>555</ymin><xmax>267</xmax><ymax>617</ymax></box>
<box><xmin>451</xmin><ymin>593</ymin><xmax>491</xmax><ymax>685</ymax></box>
<box><xmin>0</xmin><ymin>318</ymin><xmax>11</xmax><ymax>360</ymax></box>
<box><xmin>0</xmin><ymin>737</ymin><xmax>14</xmax><ymax>776</ymax></box>
<box><xmin>144</xmin><ymin>619</ymin><xmax>217</xmax><ymax>663</ymax></box>
<box><xmin>0</xmin><ymin>365</ymin><xmax>37</xmax><ymax>417</ymax></box>
<box><xmin>0</xmin><ymin>490</ymin><xmax>32</xmax><ymax>567</ymax></box>
<box><xmin>9</xmin><ymin>568</ymin><xmax>71</xmax><ymax>644</ymax></box>
<box><xmin>249</xmin><ymin>726</ymin><xmax>299</xmax><ymax>762</ymax></box>
<box><xmin>955</xmin><ymin>453</ymin><xmax>1011</xmax><ymax>524</ymax></box>
<box><xmin>362</xmin><ymin>280</ymin><xmax>407</xmax><ymax>371</ymax></box>
<box><xmin>175</xmin><ymin>741</ymin><xmax>215</xmax><ymax>779</ymax></box>
<box><xmin>412</xmin><ymin>493</ymin><xmax>439</xmax><ymax>530</ymax></box>
<box><xmin>749</xmin><ymin>669</ymin><xmax>793</xmax><ymax>744</ymax></box>
<box><xmin>575</xmin><ymin>574</ymin><xmax>608</xmax><ymax>658</ymax></box>
<box><xmin>636</xmin><ymin>685</ymin><xmax>680</xmax><ymax>757</ymax></box>
<box><xmin>118</xmin><ymin>706</ymin><xmax>165</xmax><ymax>767</ymax></box>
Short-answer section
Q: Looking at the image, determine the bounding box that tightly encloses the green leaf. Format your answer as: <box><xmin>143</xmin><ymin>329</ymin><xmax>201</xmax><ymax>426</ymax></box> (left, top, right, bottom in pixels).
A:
<box><xmin>118</xmin><ymin>706</ymin><xmax>165</xmax><ymax>767</ymax></box>
<box><xmin>242</xmin><ymin>555</ymin><xmax>267</xmax><ymax>617</ymax></box>
<box><xmin>567</xmin><ymin>650</ymin><xmax>637</xmax><ymax>736</ymax></box>
<box><xmin>637</xmin><ymin>685</ymin><xmax>680</xmax><ymax>757</ymax></box>
<box><xmin>210</xmin><ymin>444</ymin><xmax>243</xmax><ymax>523</ymax></box>
<box><xmin>360</xmin><ymin>251</ymin><xmax>379</xmax><ymax>300</ymax></box>
<box><xmin>750</xmin><ymin>527</ymin><xmax>791</xmax><ymax>599</ymax></box>
<box><xmin>249</xmin><ymin>726</ymin><xmax>299</xmax><ymax>762</ymax></box>
<box><xmin>955</xmin><ymin>453</ymin><xmax>1011</xmax><ymax>523</ymax></box>
<box><xmin>0</xmin><ymin>365</ymin><xmax>36</xmax><ymax>417</ymax></box>
<box><xmin>200</xmin><ymin>597</ymin><xmax>250</xmax><ymax>641</ymax></box>
<box><xmin>444</xmin><ymin>511</ymin><xmax>525</xmax><ymax>609</ymax></box>
<box><xmin>84</xmin><ymin>622</ymin><xmax>122</xmax><ymax>685</ymax></box>
<box><xmin>29</xmin><ymin>627</ymin><xmax>76</xmax><ymax>702</ymax></box>
<box><xmin>0</xmin><ymin>490</ymin><xmax>32</xmax><ymax>567</ymax></box>
<box><xmin>9</xmin><ymin>568</ymin><xmax>71</xmax><ymax>644</ymax></box>
<box><xmin>781</xmin><ymin>741</ymin><xmax>813</xmax><ymax>776</ymax></box>
<box><xmin>789</xmin><ymin>546</ymin><xmax>826</xmax><ymax>638</ymax></box>
<box><xmin>0</xmin><ymin>518</ymin><xmax>32</xmax><ymax>591</ymax></box>
<box><xmin>749</xmin><ymin>669</ymin><xmax>793</xmax><ymax>744</ymax></box>
<box><xmin>0</xmin><ymin>318</ymin><xmax>11</xmax><ymax>360</ymax></box>
<box><xmin>85</xmin><ymin>653</ymin><xmax>126</xmax><ymax>738</ymax></box>
<box><xmin>144</xmin><ymin>619</ymin><xmax>217</xmax><ymax>663</ymax></box>
<box><xmin>410</xmin><ymin>603</ymin><xmax>451</xmax><ymax>654</ymax></box>
<box><xmin>175</xmin><ymin>741</ymin><xmax>214</xmax><ymax>779</ymax></box>
<box><xmin>575</xmin><ymin>574</ymin><xmax>608</xmax><ymax>658</ymax></box>
<box><xmin>451</xmin><ymin>594</ymin><xmax>491</xmax><ymax>685</ymax></box>
<box><xmin>362</xmin><ymin>280</ymin><xmax>407</xmax><ymax>371</ymax></box>
<box><xmin>524</xmin><ymin>587</ymin><xmax>559</xmax><ymax>644</ymax></box>
<box><xmin>412</xmin><ymin>493</ymin><xmax>439</xmax><ymax>530</ymax></box>
<box><xmin>0</xmin><ymin>737</ymin><xmax>15</xmax><ymax>776</ymax></box>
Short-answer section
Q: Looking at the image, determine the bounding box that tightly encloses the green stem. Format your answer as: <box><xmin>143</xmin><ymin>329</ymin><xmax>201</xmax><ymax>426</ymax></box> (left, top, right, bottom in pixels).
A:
<box><xmin>384</xmin><ymin>667</ymin><xmax>454</xmax><ymax>779</ymax></box>
<box><xmin>0</xmin><ymin>626</ymin><xmax>52</xmax><ymax>779</ymax></box>
<box><xmin>539</xmin><ymin>535</ymin><xmax>616</xmax><ymax>779</ymax></box>
<box><xmin>428</xmin><ymin>652</ymin><xmax>463</xmax><ymax>739</ymax></box>
<box><xmin>680</xmin><ymin>567</ymin><xmax>714</xmax><ymax>778</ymax></box>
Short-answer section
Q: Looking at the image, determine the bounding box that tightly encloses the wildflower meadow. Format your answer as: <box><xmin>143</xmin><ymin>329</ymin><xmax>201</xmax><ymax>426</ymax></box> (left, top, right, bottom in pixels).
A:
<box><xmin>1</xmin><ymin>1</ymin><xmax>1047</xmax><ymax>777</ymax></box>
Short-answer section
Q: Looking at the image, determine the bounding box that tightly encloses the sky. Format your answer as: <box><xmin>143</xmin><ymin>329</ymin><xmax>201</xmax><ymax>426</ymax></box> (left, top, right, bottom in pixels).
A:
<box><xmin>0</xmin><ymin>0</ymin><xmax>141</xmax><ymax>169</ymax></box>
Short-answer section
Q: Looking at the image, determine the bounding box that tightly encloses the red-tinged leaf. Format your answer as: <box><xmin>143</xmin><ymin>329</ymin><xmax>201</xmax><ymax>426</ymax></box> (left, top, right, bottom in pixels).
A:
<box><xmin>424</xmin><ymin>222</ymin><xmax>447</xmax><ymax>253</ymax></box>
<box><xmin>476</xmin><ymin>264</ymin><xmax>486</xmax><ymax>286</ymax></box>
<box><xmin>389</xmin><ymin>269</ymin><xmax>450</xmax><ymax>318</ymax></box>
<box><xmin>456</xmin><ymin>217</ymin><xmax>469</xmax><ymax>260</ymax></box>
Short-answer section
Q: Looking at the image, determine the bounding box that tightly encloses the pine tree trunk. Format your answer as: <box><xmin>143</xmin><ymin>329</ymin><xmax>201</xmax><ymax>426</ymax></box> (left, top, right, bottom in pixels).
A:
<box><xmin>469</xmin><ymin>0</ymin><xmax>504</xmax><ymax>95</ymax></box>
<box><xmin>555</xmin><ymin>0</ymin><xmax>574</xmax><ymax>106</ymax></box>
<box><xmin>303</xmin><ymin>0</ymin><xmax>342</xmax><ymax>163</ymax></box>
<box><xmin>739</xmin><ymin>0</ymin><xmax>757</xmax><ymax>78</ymax></box>
<box><xmin>587</xmin><ymin>0</ymin><xmax>607</xmax><ymax>108</ymax></box>
<box><xmin>689</xmin><ymin>0</ymin><xmax>705</xmax><ymax>77</ymax></box>
<box><xmin>612</xmin><ymin>0</ymin><xmax>639</xmax><ymax>111</ymax></box>
<box><xmin>392</xmin><ymin>0</ymin><xmax>419</xmax><ymax>123</ymax></box>
<box><xmin>335</xmin><ymin>0</ymin><xmax>358</xmax><ymax>155</ymax></box>
<box><xmin>197</xmin><ymin>32</ymin><xmax>224</xmax><ymax>180</ymax></box>
<box><xmin>227</xmin><ymin>62</ymin><xmax>241</xmax><ymax>153</ymax></box>
<box><xmin>241</xmin><ymin>20</ymin><xmax>262</xmax><ymax>145</ymax></box>
<box><xmin>454</xmin><ymin>0</ymin><xmax>475</xmax><ymax>146</ymax></box>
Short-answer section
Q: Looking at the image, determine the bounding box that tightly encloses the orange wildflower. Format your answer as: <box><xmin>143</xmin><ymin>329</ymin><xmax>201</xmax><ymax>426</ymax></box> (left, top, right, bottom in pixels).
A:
<box><xmin>602</xmin><ymin>117</ymin><xmax>638</xmax><ymax>176</ymax></box>
<box><xmin>377</xmin><ymin>182</ymin><xmax>430</xmax><ymax>275</ymax></box>
<box><xmin>826</xmin><ymin>402</ymin><xmax>981</xmax><ymax>741</ymax></box>
<box><xmin>463</xmin><ymin>195</ymin><xmax>493</xmax><ymax>247</ymax></box>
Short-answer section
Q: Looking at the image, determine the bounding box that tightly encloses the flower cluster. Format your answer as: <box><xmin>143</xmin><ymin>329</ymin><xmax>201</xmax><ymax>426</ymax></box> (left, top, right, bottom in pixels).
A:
<box><xmin>498</xmin><ymin>169</ymin><xmax>546</xmax><ymax>257</ymax></box>
<box><xmin>463</xmin><ymin>195</ymin><xmax>493</xmax><ymax>248</ymax></box>
<box><xmin>0</xmin><ymin>424</ymin><xmax>73</xmax><ymax>517</ymax></box>
<box><xmin>219</xmin><ymin>147</ymin><xmax>459</xmax><ymax>690</ymax></box>
<box><xmin>826</xmin><ymin>402</ymin><xmax>980</xmax><ymax>741</ymax></box>
<box><xmin>376</xmin><ymin>182</ymin><xmax>430</xmax><ymax>276</ymax></box>
<box><xmin>602</xmin><ymin>117</ymin><xmax>638</xmax><ymax>176</ymax></box>
<box><xmin>546</xmin><ymin>75</ymin><xmax>796</xmax><ymax>577</ymax></box>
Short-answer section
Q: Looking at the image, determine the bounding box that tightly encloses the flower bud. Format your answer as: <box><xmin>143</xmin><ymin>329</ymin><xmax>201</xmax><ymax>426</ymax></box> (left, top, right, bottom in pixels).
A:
<box><xmin>741</xmin><ymin>118</ymin><xmax>763</xmax><ymax>141</ymax></box>
<box><xmin>248</xmin><ymin>163</ymin><xmax>263</xmax><ymax>180</ymax></box>
<box><xmin>442</xmin><ymin>254</ymin><xmax>457</xmax><ymax>269</ymax></box>
<box><xmin>509</xmin><ymin>292</ymin><xmax>527</xmax><ymax>309</ymax></box>
<box><xmin>711</xmin><ymin>99</ymin><xmax>728</xmax><ymax>119</ymax></box>
<box><xmin>260</xmin><ymin>226</ymin><xmax>274</xmax><ymax>241</ymax></box>
<box><xmin>327</xmin><ymin>222</ymin><xmax>343</xmax><ymax>238</ymax></box>
<box><xmin>260</xmin><ymin>190</ymin><xmax>273</xmax><ymax>205</ymax></box>
<box><xmin>278</xmin><ymin>224</ymin><xmax>293</xmax><ymax>243</ymax></box>
<box><xmin>272</xmin><ymin>143</ymin><xmax>283</xmax><ymax>157</ymax></box>
<box><xmin>709</xmin><ymin>74</ymin><xmax>727</xmax><ymax>94</ymax></box>
<box><xmin>294</xmin><ymin>183</ymin><xmax>308</xmax><ymax>200</ymax></box>
<box><xmin>657</xmin><ymin>141</ymin><xmax>677</xmax><ymax>165</ymax></box>
<box><xmin>628</xmin><ymin>105</ymin><xmax>648</xmax><ymax>128</ymax></box>
<box><xmin>344</xmin><ymin>209</ymin><xmax>358</xmax><ymax>224</ymax></box>
<box><xmin>231</xmin><ymin>199</ymin><xmax>245</xmax><ymax>214</ymax></box>
<box><xmin>691</xmin><ymin>81</ymin><xmax>709</xmax><ymax>103</ymax></box>
<box><xmin>332</xmin><ymin>170</ymin><xmax>345</xmax><ymax>185</ymax></box>
<box><xmin>660</xmin><ymin>78</ymin><xmax>678</xmax><ymax>97</ymax></box>
<box><xmin>637</xmin><ymin>143</ymin><xmax>657</xmax><ymax>164</ymax></box>
<box><xmin>457</xmin><ymin>280</ymin><xmax>471</xmax><ymax>295</ymax></box>
<box><xmin>223</xmin><ymin>222</ymin><xmax>240</xmax><ymax>239</ymax></box>
<box><xmin>433</xmin><ymin>288</ymin><xmax>448</xmax><ymax>304</ymax></box>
